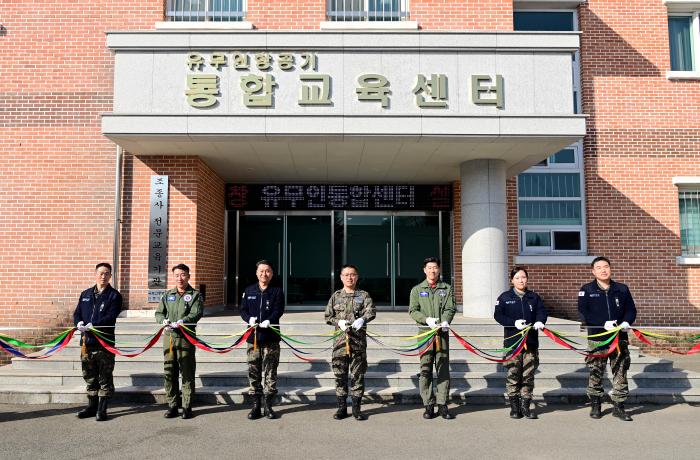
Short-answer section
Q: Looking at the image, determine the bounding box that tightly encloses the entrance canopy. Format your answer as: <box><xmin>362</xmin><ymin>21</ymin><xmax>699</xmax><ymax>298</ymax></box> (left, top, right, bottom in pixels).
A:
<box><xmin>102</xmin><ymin>31</ymin><xmax>585</xmax><ymax>180</ymax></box>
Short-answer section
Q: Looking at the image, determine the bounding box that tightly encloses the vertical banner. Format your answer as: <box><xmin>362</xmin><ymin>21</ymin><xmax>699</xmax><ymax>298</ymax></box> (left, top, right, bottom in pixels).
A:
<box><xmin>148</xmin><ymin>175</ymin><xmax>168</xmax><ymax>302</ymax></box>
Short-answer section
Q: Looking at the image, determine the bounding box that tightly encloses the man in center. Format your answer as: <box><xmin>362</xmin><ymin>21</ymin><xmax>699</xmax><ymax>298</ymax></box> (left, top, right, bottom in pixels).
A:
<box><xmin>409</xmin><ymin>256</ymin><xmax>456</xmax><ymax>420</ymax></box>
<box><xmin>324</xmin><ymin>264</ymin><xmax>376</xmax><ymax>421</ymax></box>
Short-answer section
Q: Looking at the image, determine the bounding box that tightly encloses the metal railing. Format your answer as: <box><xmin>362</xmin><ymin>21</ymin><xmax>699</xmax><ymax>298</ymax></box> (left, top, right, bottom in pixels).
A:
<box><xmin>327</xmin><ymin>0</ymin><xmax>409</xmax><ymax>22</ymax></box>
<box><xmin>166</xmin><ymin>0</ymin><xmax>246</xmax><ymax>22</ymax></box>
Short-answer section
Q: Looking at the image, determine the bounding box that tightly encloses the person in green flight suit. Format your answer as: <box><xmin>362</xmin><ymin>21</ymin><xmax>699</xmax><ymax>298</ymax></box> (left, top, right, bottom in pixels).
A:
<box><xmin>409</xmin><ymin>256</ymin><xmax>457</xmax><ymax>420</ymax></box>
<box><xmin>155</xmin><ymin>263</ymin><xmax>203</xmax><ymax>420</ymax></box>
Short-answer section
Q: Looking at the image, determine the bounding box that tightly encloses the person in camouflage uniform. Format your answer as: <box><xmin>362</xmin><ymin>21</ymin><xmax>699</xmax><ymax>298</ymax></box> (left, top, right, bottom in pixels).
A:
<box><xmin>324</xmin><ymin>264</ymin><xmax>376</xmax><ymax>421</ymax></box>
<box><xmin>493</xmin><ymin>267</ymin><xmax>547</xmax><ymax>419</ymax></box>
<box><xmin>578</xmin><ymin>256</ymin><xmax>636</xmax><ymax>422</ymax></box>
<box><xmin>409</xmin><ymin>257</ymin><xmax>456</xmax><ymax>420</ymax></box>
<box><xmin>240</xmin><ymin>260</ymin><xmax>285</xmax><ymax>420</ymax></box>
<box><xmin>73</xmin><ymin>262</ymin><xmax>123</xmax><ymax>421</ymax></box>
<box><xmin>155</xmin><ymin>263</ymin><xmax>204</xmax><ymax>420</ymax></box>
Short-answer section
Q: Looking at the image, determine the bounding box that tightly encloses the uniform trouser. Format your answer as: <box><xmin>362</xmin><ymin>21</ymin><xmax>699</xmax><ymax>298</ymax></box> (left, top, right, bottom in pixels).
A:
<box><xmin>81</xmin><ymin>345</ymin><xmax>115</xmax><ymax>398</ymax></box>
<box><xmin>419</xmin><ymin>332</ymin><xmax>450</xmax><ymax>406</ymax></box>
<box><xmin>163</xmin><ymin>334</ymin><xmax>196</xmax><ymax>409</ymax></box>
<box><xmin>332</xmin><ymin>348</ymin><xmax>368</xmax><ymax>398</ymax></box>
<box><xmin>247</xmin><ymin>342</ymin><xmax>281</xmax><ymax>396</ymax></box>
<box><xmin>586</xmin><ymin>339</ymin><xmax>631</xmax><ymax>403</ymax></box>
<box><xmin>505</xmin><ymin>349</ymin><xmax>539</xmax><ymax>398</ymax></box>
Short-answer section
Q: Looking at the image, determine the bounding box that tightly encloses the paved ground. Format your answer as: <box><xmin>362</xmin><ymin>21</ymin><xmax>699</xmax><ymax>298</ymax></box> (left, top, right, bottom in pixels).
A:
<box><xmin>1</xmin><ymin>402</ymin><xmax>699</xmax><ymax>460</ymax></box>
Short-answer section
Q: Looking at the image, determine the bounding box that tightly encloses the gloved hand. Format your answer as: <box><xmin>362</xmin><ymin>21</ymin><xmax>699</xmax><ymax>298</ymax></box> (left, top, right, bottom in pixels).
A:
<box><xmin>162</xmin><ymin>319</ymin><xmax>172</xmax><ymax>330</ymax></box>
<box><xmin>259</xmin><ymin>320</ymin><xmax>270</xmax><ymax>328</ymax></box>
<box><xmin>352</xmin><ymin>318</ymin><xmax>365</xmax><ymax>330</ymax></box>
<box><xmin>514</xmin><ymin>319</ymin><xmax>527</xmax><ymax>330</ymax></box>
<box><xmin>170</xmin><ymin>320</ymin><xmax>183</xmax><ymax>329</ymax></box>
<box><xmin>619</xmin><ymin>321</ymin><xmax>630</xmax><ymax>332</ymax></box>
<box><xmin>426</xmin><ymin>317</ymin><xmax>438</xmax><ymax>329</ymax></box>
<box><xmin>338</xmin><ymin>320</ymin><xmax>348</xmax><ymax>331</ymax></box>
<box><xmin>604</xmin><ymin>320</ymin><xmax>618</xmax><ymax>331</ymax></box>
<box><xmin>440</xmin><ymin>321</ymin><xmax>449</xmax><ymax>331</ymax></box>
<box><xmin>248</xmin><ymin>316</ymin><xmax>258</xmax><ymax>327</ymax></box>
<box><xmin>76</xmin><ymin>321</ymin><xmax>86</xmax><ymax>332</ymax></box>
<box><xmin>533</xmin><ymin>321</ymin><xmax>544</xmax><ymax>331</ymax></box>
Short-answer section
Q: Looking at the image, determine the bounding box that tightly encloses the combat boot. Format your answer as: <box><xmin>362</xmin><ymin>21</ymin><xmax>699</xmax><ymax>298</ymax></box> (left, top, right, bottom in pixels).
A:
<box><xmin>333</xmin><ymin>396</ymin><xmax>347</xmax><ymax>420</ymax></box>
<box><xmin>612</xmin><ymin>402</ymin><xmax>632</xmax><ymax>421</ymax></box>
<box><xmin>77</xmin><ymin>395</ymin><xmax>98</xmax><ymax>419</ymax></box>
<box><xmin>163</xmin><ymin>406</ymin><xmax>179</xmax><ymax>418</ymax></box>
<box><xmin>589</xmin><ymin>396</ymin><xmax>602</xmax><ymax>419</ymax></box>
<box><xmin>181</xmin><ymin>407</ymin><xmax>193</xmax><ymax>419</ymax></box>
<box><xmin>263</xmin><ymin>394</ymin><xmax>277</xmax><ymax>419</ymax></box>
<box><xmin>521</xmin><ymin>397</ymin><xmax>537</xmax><ymax>419</ymax></box>
<box><xmin>423</xmin><ymin>404</ymin><xmax>435</xmax><ymax>419</ymax></box>
<box><xmin>509</xmin><ymin>396</ymin><xmax>523</xmax><ymax>419</ymax></box>
<box><xmin>248</xmin><ymin>395</ymin><xmax>262</xmax><ymax>420</ymax></box>
<box><xmin>95</xmin><ymin>396</ymin><xmax>109</xmax><ymax>421</ymax></box>
<box><xmin>351</xmin><ymin>397</ymin><xmax>366</xmax><ymax>421</ymax></box>
<box><xmin>438</xmin><ymin>404</ymin><xmax>454</xmax><ymax>420</ymax></box>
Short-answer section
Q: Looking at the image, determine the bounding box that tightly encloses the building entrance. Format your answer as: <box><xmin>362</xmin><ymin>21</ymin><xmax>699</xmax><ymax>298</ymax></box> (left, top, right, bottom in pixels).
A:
<box><xmin>226</xmin><ymin>211</ymin><xmax>451</xmax><ymax>309</ymax></box>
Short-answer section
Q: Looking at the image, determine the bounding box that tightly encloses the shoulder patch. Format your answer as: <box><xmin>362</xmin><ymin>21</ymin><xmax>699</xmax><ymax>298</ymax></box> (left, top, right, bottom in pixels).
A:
<box><xmin>437</xmin><ymin>289</ymin><xmax>446</xmax><ymax>297</ymax></box>
<box><xmin>183</xmin><ymin>294</ymin><xmax>193</xmax><ymax>302</ymax></box>
<box><xmin>578</xmin><ymin>291</ymin><xmax>585</xmax><ymax>297</ymax></box>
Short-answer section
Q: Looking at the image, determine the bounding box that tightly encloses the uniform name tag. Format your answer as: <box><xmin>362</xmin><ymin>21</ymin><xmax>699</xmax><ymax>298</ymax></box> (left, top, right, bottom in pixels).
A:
<box><xmin>167</xmin><ymin>295</ymin><xmax>176</xmax><ymax>301</ymax></box>
<box><xmin>247</xmin><ymin>295</ymin><xmax>257</xmax><ymax>300</ymax></box>
<box><xmin>505</xmin><ymin>300</ymin><xmax>516</xmax><ymax>304</ymax></box>
<box><xmin>354</xmin><ymin>297</ymin><xmax>363</xmax><ymax>304</ymax></box>
<box><xmin>419</xmin><ymin>292</ymin><xmax>429</xmax><ymax>297</ymax></box>
<box><xmin>589</xmin><ymin>293</ymin><xmax>600</xmax><ymax>298</ymax></box>
<box><xmin>81</xmin><ymin>298</ymin><xmax>90</xmax><ymax>302</ymax></box>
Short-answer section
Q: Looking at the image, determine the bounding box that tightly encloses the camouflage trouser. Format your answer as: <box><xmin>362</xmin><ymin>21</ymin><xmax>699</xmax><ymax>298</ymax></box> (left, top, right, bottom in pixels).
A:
<box><xmin>505</xmin><ymin>349</ymin><xmax>539</xmax><ymax>398</ymax></box>
<box><xmin>81</xmin><ymin>345</ymin><xmax>115</xmax><ymax>398</ymax></box>
<box><xmin>586</xmin><ymin>339</ymin><xmax>631</xmax><ymax>403</ymax></box>
<box><xmin>419</xmin><ymin>331</ymin><xmax>450</xmax><ymax>406</ymax></box>
<box><xmin>332</xmin><ymin>349</ymin><xmax>368</xmax><ymax>398</ymax></box>
<box><xmin>247</xmin><ymin>342</ymin><xmax>281</xmax><ymax>396</ymax></box>
<box><xmin>163</xmin><ymin>334</ymin><xmax>196</xmax><ymax>409</ymax></box>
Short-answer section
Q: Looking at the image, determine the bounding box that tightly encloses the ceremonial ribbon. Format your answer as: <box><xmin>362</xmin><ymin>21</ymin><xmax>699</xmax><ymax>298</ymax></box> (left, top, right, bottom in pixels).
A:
<box><xmin>92</xmin><ymin>326</ymin><xmax>165</xmax><ymax>358</ymax></box>
<box><xmin>542</xmin><ymin>328</ymin><xmax>620</xmax><ymax>359</ymax></box>
<box><xmin>450</xmin><ymin>328</ymin><xmax>528</xmax><ymax>363</ymax></box>
<box><xmin>179</xmin><ymin>325</ymin><xmax>253</xmax><ymax>353</ymax></box>
<box><xmin>0</xmin><ymin>329</ymin><xmax>76</xmax><ymax>359</ymax></box>
<box><xmin>632</xmin><ymin>329</ymin><xmax>700</xmax><ymax>355</ymax></box>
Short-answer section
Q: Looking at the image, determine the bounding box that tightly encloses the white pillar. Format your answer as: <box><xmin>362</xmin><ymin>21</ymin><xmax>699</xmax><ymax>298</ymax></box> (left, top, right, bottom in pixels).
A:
<box><xmin>460</xmin><ymin>159</ymin><xmax>508</xmax><ymax>318</ymax></box>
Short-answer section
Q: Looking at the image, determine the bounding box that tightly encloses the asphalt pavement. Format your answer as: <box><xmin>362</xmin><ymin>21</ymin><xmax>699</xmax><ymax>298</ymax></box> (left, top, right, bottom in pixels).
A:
<box><xmin>1</xmin><ymin>402</ymin><xmax>699</xmax><ymax>460</ymax></box>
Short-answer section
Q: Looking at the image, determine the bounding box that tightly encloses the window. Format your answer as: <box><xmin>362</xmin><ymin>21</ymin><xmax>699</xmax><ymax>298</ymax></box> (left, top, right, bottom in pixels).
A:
<box><xmin>327</xmin><ymin>0</ymin><xmax>409</xmax><ymax>22</ymax></box>
<box><xmin>680</xmin><ymin>189</ymin><xmax>700</xmax><ymax>256</ymax></box>
<box><xmin>668</xmin><ymin>15</ymin><xmax>697</xmax><ymax>71</ymax></box>
<box><xmin>166</xmin><ymin>0</ymin><xmax>245</xmax><ymax>22</ymax></box>
<box><xmin>517</xmin><ymin>143</ymin><xmax>586</xmax><ymax>254</ymax></box>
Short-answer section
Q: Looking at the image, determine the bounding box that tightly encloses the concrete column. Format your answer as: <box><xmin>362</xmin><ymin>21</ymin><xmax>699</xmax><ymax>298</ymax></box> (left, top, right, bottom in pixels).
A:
<box><xmin>460</xmin><ymin>159</ymin><xmax>508</xmax><ymax>318</ymax></box>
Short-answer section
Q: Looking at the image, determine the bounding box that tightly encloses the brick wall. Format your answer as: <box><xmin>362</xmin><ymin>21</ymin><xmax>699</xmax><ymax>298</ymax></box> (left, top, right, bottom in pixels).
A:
<box><xmin>412</xmin><ymin>0</ymin><xmax>512</xmax><ymax>30</ymax></box>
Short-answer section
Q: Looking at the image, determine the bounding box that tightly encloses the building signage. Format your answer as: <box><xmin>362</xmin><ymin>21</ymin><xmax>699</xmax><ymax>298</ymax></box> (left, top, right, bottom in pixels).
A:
<box><xmin>226</xmin><ymin>184</ymin><xmax>452</xmax><ymax>211</ymax></box>
<box><xmin>185</xmin><ymin>51</ymin><xmax>503</xmax><ymax>110</ymax></box>
<box><xmin>148</xmin><ymin>175</ymin><xmax>169</xmax><ymax>302</ymax></box>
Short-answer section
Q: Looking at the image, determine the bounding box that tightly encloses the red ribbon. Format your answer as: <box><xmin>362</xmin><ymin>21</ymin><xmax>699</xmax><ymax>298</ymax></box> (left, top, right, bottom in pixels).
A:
<box><xmin>633</xmin><ymin>329</ymin><xmax>700</xmax><ymax>355</ymax></box>
<box><xmin>93</xmin><ymin>327</ymin><xmax>165</xmax><ymax>357</ymax></box>
<box><xmin>450</xmin><ymin>329</ymin><xmax>527</xmax><ymax>363</ymax></box>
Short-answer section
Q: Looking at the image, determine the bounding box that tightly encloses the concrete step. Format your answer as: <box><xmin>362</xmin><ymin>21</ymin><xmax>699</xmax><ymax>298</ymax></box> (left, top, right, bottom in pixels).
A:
<box><xmin>10</xmin><ymin>355</ymin><xmax>673</xmax><ymax>373</ymax></box>
<box><xmin>1</xmin><ymin>369</ymin><xmax>697</xmax><ymax>390</ymax></box>
<box><xmin>0</xmin><ymin>384</ymin><xmax>697</xmax><ymax>405</ymax></box>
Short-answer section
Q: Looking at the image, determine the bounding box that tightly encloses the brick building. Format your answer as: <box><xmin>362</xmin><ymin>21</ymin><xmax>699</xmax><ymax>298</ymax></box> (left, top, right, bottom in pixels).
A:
<box><xmin>0</xmin><ymin>0</ymin><xmax>698</xmax><ymax>333</ymax></box>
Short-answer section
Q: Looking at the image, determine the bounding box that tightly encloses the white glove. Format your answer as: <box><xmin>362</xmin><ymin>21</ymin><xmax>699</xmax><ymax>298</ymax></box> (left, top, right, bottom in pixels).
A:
<box><xmin>76</xmin><ymin>321</ymin><xmax>86</xmax><ymax>332</ymax></box>
<box><xmin>170</xmin><ymin>319</ymin><xmax>183</xmax><ymax>329</ymax></box>
<box><xmin>338</xmin><ymin>319</ymin><xmax>348</xmax><ymax>331</ymax></box>
<box><xmin>619</xmin><ymin>321</ymin><xmax>630</xmax><ymax>332</ymax></box>
<box><xmin>426</xmin><ymin>317</ymin><xmax>438</xmax><ymax>329</ymax></box>
<box><xmin>352</xmin><ymin>318</ymin><xmax>365</xmax><ymax>330</ymax></box>
<box><xmin>248</xmin><ymin>316</ymin><xmax>257</xmax><ymax>327</ymax></box>
<box><xmin>86</xmin><ymin>323</ymin><xmax>93</xmax><ymax>330</ymax></box>
<box><xmin>259</xmin><ymin>320</ymin><xmax>270</xmax><ymax>328</ymax></box>
<box><xmin>162</xmin><ymin>319</ymin><xmax>172</xmax><ymax>330</ymax></box>
<box><xmin>533</xmin><ymin>321</ymin><xmax>544</xmax><ymax>331</ymax></box>
<box><xmin>514</xmin><ymin>319</ymin><xmax>527</xmax><ymax>330</ymax></box>
<box><xmin>604</xmin><ymin>320</ymin><xmax>618</xmax><ymax>331</ymax></box>
<box><xmin>440</xmin><ymin>321</ymin><xmax>449</xmax><ymax>331</ymax></box>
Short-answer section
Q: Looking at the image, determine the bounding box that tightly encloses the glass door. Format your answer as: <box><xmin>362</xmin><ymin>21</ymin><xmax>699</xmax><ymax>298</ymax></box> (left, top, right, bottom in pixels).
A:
<box><xmin>286</xmin><ymin>214</ymin><xmax>333</xmax><ymax>306</ymax></box>
<box><xmin>345</xmin><ymin>214</ymin><xmax>392</xmax><ymax>305</ymax></box>
<box><xmin>393</xmin><ymin>214</ymin><xmax>441</xmax><ymax>306</ymax></box>
<box><xmin>238</xmin><ymin>213</ymin><xmax>285</xmax><ymax>293</ymax></box>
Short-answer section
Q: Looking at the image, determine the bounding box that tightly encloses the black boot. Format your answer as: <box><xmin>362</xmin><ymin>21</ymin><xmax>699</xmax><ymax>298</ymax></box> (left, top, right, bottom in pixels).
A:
<box><xmin>521</xmin><ymin>397</ymin><xmax>537</xmax><ymax>419</ymax></box>
<box><xmin>263</xmin><ymin>394</ymin><xmax>277</xmax><ymax>419</ymax></box>
<box><xmin>333</xmin><ymin>396</ymin><xmax>347</xmax><ymax>420</ymax></box>
<box><xmin>351</xmin><ymin>397</ymin><xmax>366</xmax><ymax>421</ymax></box>
<box><xmin>77</xmin><ymin>395</ymin><xmax>98</xmax><ymax>419</ymax></box>
<box><xmin>423</xmin><ymin>404</ymin><xmax>435</xmax><ymax>419</ymax></box>
<box><xmin>509</xmin><ymin>396</ymin><xmax>523</xmax><ymax>419</ymax></box>
<box><xmin>181</xmin><ymin>407</ymin><xmax>193</xmax><ymax>419</ymax></box>
<box><xmin>164</xmin><ymin>406</ymin><xmax>179</xmax><ymax>418</ymax></box>
<box><xmin>612</xmin><ymin>402</ymin><xmax>632</xmax><ymax>421</ymax></box>
<box><xmin>95</xmin><ymin>397</ymin><xmax>108</xmax><ymax>421</ymax></box>
<box><xmin>438</xmin><ymin>404</ymin><xmax>454</xmax><ymax>420</ymax></box>
<box><xmin>248</xmin><ymin>395</ymin><xmax>262</xmax><ymax>420</ymax></box>
<box><xmin>589</xmin><ymin>396</ymin><xmax>602</xmax><ymax>419</ymax></box>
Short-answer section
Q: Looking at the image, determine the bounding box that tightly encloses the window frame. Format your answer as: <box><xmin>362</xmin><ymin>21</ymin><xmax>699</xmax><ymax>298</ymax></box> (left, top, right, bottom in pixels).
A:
<box><xmin>666</xmin><ymin>6</ymin><xmax>700</xmax><ymax>78</ymax></box>
<box><xmin>674</xmin><ymin>177</ymin><xmax>700</xmax><ymax>260</ymax></box>
<box><xmin>165</xmin><ymin>0</ymin><xmax>247</xmax><ymax>22</ymax></box>
<box><xmin>326</xmin><ymin>0</ymin><xmax>410</xmax><ymax>22</ymax></box>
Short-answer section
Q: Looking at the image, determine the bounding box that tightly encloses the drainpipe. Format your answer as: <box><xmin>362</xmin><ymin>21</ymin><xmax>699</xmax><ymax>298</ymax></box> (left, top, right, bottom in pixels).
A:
<box><xmin>112</xmin><ymin>145</ymin><xmax>123</xmax><ymax>289</ymax></box>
